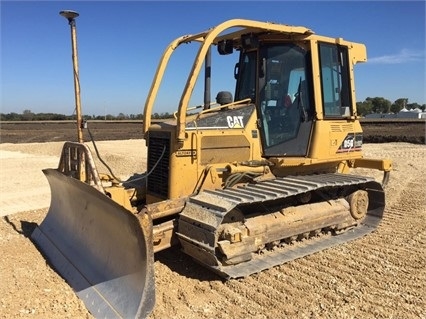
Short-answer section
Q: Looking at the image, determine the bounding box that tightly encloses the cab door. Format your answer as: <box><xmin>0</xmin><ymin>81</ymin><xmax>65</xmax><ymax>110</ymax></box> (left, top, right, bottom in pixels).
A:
<box><xmin>257</xmin><ymin>44</ymin><xmax>314</xmax><ymax>157</ymax></box>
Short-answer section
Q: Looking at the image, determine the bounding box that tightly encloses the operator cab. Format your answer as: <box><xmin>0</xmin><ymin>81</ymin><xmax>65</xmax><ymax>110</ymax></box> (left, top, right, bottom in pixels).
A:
<box><xmin>233</xmin><ymin>36</ymin><xmax>353</xmax><ymax>158</ymax></box>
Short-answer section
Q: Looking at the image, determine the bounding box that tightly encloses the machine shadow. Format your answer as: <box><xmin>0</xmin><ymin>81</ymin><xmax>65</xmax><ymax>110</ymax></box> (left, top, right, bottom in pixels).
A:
<box><xmin>3</xmin><ymin>217</ymin><xmax>60</xmax><ymax>275</ymax></box>
<box><xmin>154</xmin><ymin>245</ymin><xmax>224</xmax><ymax>283</ymax></box>
<box><xmin>2</xmin><ymin>216</ymin><xmax>38</xmax><ymax>239</ymax></box>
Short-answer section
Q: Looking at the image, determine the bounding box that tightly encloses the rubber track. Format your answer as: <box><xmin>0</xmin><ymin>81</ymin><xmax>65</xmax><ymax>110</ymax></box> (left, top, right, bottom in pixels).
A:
<box><xmin>178</xmin><ymin>173</ymin><xmax>385</xmax><ymax>279</ymax></box>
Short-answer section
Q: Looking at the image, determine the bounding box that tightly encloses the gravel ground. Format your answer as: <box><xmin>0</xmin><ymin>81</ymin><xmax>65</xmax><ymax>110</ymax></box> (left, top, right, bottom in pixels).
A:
<box><xmin>0</xmin><ymin>141</ymin><xmax>425</xmax><ymax>319</ymax></box>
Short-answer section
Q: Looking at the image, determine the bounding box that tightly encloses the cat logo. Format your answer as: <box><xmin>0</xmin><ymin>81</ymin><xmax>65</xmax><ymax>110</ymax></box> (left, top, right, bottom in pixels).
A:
<box><xmin>227</xmin><ymin>115</ymin><xmax>244</xmax><ymax>128</ymax></box>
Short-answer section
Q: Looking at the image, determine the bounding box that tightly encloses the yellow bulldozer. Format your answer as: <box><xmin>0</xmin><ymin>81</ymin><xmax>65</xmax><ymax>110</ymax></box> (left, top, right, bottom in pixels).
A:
<box><xmin>32</xmin><ymin>13</ymin><xmax>392</xmax><ymax>319</ymax></box>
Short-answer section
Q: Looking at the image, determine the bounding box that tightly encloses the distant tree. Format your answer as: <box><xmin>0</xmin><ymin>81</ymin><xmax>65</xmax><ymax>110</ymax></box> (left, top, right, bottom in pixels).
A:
<box><xmin>22</xmin><ymin>109</ymin><xmax>34</xmax><ymax>121</ymax></box>
<box><xmin>117</xmin><ymin>112</ymin><xmax>127</xmax><ymax>120</ymax></box>
<box><xmin>366</xmin><ymin>97</ymin><xmax>392</xmax><ymax>113</ymax></box>
<box><xmin>1</xmin><ymin>112</ymin><xmax>21</xmax><ymax>121</ymax></box>
<box><xmin>391</xmin><ymin>98</ymin><xmax>408</xmax><ymax>113</ymax></box>
<box><xmin>356</xmin><ymin>100</ymin><xmax>373</xmax><ymax>116</ymax></box>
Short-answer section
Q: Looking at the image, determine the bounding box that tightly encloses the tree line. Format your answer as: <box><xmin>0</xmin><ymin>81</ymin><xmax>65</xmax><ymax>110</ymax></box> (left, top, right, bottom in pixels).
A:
<box><xmin>1</xmin><ymin>97</ymin><xmax>425</xmax><ymax>121</ymax></box>
<box><xmin>0</xmin><ymin>110</ymin><xmax>174</xmax><ymax>121</ymax></box>
<box><xmin>356</xmin><ymin>98</ymin><xmax>425</xmax><ymax>116</ymax></box>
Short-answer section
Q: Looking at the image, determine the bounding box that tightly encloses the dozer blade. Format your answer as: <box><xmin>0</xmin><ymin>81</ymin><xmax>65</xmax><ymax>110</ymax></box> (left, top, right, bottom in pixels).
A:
<box><xmin>31</xmin><ymin>168</ymin><xmax>155</xmax><ymax>319</ymax></box>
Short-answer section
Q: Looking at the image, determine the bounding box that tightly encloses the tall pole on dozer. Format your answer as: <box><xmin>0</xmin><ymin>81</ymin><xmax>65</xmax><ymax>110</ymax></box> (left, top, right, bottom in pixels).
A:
<box><xmin>60</xmin><ymin>10</ymin><xmax>83</xmax><ymax>143</ymax></box>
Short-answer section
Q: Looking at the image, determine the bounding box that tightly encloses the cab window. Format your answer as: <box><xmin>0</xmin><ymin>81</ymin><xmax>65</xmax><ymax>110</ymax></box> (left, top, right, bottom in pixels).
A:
<box><xmin>258</xmin><ymin>44</ymin><xmax>311</xmax><ymax>148</ymax></box>
<box><xmin>319</xmin><ymin>43</ymin><xmax>352</xmax><ymax>117</ymax></box>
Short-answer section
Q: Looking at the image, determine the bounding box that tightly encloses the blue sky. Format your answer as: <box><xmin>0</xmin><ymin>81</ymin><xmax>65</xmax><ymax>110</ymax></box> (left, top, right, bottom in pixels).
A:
<box><xmin>1</xmin><ymin>1</ymin><xmax>425</xmax><ymax>116</ymax></box>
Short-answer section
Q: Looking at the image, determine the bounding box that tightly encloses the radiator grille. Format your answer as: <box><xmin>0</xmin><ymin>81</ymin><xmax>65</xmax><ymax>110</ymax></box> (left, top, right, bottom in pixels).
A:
<box><xmin>342</xmin><ymin>123</ymin><xmax>354</xmax><ymax>131</ymax></box>
<box><xmin>147</xmin><ymin>132</ymin><xmax>170</xmax><ymax>198</ymax></box>
<box><xmin>330</xmin><ymin>124</ymin><xmax>342</xmax><ymax>132</ymax></box>
<box><xmin>330</xmin><ymin>123</ymin><xmax>354</xmax><ymax>132</ymax></box>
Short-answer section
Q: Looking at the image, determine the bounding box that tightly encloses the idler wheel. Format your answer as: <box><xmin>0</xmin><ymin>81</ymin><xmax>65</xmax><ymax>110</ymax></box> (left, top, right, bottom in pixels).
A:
<box><xmin>347</xmin><ymin>190</ymin><xmax>369</xmax><ymax>220</ymax></box>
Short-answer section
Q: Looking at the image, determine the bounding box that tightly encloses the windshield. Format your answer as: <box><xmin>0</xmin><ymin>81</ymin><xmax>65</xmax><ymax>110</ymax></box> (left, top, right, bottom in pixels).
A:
<box><xmin>234</xmin><ymin>43</ymin><xmax>314</xmax><ymax>156</ymax></box>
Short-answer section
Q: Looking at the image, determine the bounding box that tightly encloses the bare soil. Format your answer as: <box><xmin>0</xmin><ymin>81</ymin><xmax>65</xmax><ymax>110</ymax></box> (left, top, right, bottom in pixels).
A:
<box><xmin>0</xmin><ymin>125</ymin><xmax>425</xmax><ymax>318</ymax></box>
<box><xmin>0</xmin><ymin>121</ymin><xmax>144</xmax><ymax>144</ymax></box>
<box><xmin>1</xmin><ymin>119</ymin><xmax>425</xmax><ymax>144</ymax></box>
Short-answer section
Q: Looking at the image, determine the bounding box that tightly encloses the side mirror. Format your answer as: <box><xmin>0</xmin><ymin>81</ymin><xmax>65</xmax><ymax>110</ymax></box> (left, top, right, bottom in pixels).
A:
<box><xmin>218</xmin><ymin>39</ymin><xmax>233</xmax><ymax>55</ymax></box>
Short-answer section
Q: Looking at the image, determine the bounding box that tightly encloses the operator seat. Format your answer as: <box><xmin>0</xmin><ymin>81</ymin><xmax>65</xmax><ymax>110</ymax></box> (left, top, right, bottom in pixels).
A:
<box><xmin>286</xmin><ymin>80</ymin><xmax>308</xmax><ymax>135</ymax></box>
